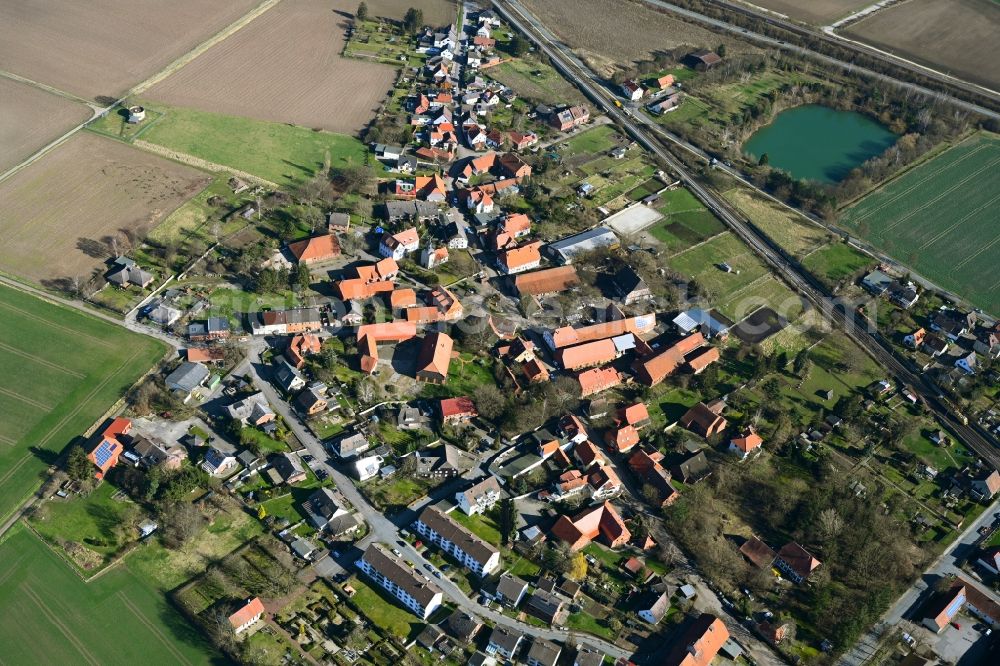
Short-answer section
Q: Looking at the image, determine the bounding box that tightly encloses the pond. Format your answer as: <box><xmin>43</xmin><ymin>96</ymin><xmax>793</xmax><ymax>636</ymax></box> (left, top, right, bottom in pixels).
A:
<box><xmin>743</xmin><ymin>104</ymin><xmax>897</xmax><ymax>184</ymax></box>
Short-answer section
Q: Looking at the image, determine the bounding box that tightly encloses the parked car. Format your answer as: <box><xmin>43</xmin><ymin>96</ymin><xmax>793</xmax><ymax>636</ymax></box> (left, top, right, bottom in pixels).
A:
<box><xmin>952</xmin><ymin>622</ymin><xmax>962</xmax><ymax>629</ymax></box>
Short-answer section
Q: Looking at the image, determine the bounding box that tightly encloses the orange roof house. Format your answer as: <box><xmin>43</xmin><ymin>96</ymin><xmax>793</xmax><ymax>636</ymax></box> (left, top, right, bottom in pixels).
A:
<box><xmin>633</xmin><ymin>332</ymin><xmax>705</xmax><ymax>386</ymax></box>
<box><xmin>618</xmin><ymin>403</ymin><xmax>650</xmax><ymax>428</ymax></box>
<box><xmin>440</xmin><ymin>396</ymin><xmax>477</xmax><ymax>422</ymax></box>
<box><xmin>656</xmin><ymin>74</ymin><xmax>676</xmax><ymax>88</ymax></box>
<box><xmin>390</xmin><ymin>288</ymin><xmax>417</xmax><ymax>309</ymax></box>
<box><xmin>558</xmin><ymin>338</ymin><xmax>619</xmax><ymax>371</ymax></box>
<box><xmin>228</xmin><ymin>597</ymin><xmax>266</xmax><ymax>635</ymax></box>
<box><xmin>355</xmin><ymin>258</ymin><xmax>400</xmax><ymax>283</ymax></box>
<box><xmin>357</xmin><ymin>321</ymin><xmax>418</xmax><ymax>374</ymax></box>
<box><xmin>686</xmin><ymin>346</ymin><xmax>720</xmax><ymax>374</ymax></box>
<box><xmin>548</xmin><ymin>314</ymin><xmax>656</xmax><ymax>349</ymax></box>
<box><xmin>497</xmin><ymin>241</ymin><xmax>542</xmax><ymax>274</ymax></box>
<box><xmin>337</xmin><ymin>278</ymin><xmax>395</xmax><ymax>301</ymax></box>
<box><xmin>605</xmin><ymin>424</ymin><xmax>640</xmax><ymax>453</ymax></box>
<box><xmin>286</xmin><ymin>334</ymin><xmax>322</xmax><ymax>368</ymax></box>
<box><xmin>186</xmin><ymin>347</ymin><xmax>225</xmax><ymax>363</ymax></box>
<box><xmin>415</xmin><ymin>332</ymin><xmax>453</xmax><ymax>383</ymax></box>
<box><xmin>87</xmin><ymin>417</ymin><xmax>132</xmax><ymax>479</ymax></box>
<box><xmin>679</xmin><ymin>400</ymin><xmax>727</xmax><ymax>438</ymax></box>
<box><xmin>577</xmin><ymin>366</ymin><xmax>622</xmax><ymax>397</ymax></box>
<box><xmin>662</xmin><ymin>614</ymin><xmax>729</xmax><ymax>666</ymax></box>
<box><xmin>550</xmin><ymin>501</ymin><xmax>631</xmax><ymax>551</ymax></box>
<box><xmin>627</xmin><ymin>449</ymin><xmax>678</xmax><ymax>507</ymax></box>
<box><xmin>287</xmin><ymin>233</ymin><xmax>341</xmax><ymax>264</ymax></box>
<box><xmin>514</xmin><ymin>266</ymin><xmax>580</xmax><ymax>296</ymax></box>
<box><xmin>729</xmin><ymin>427</ymin><xmax>763</xmax><ymax>460</ymax></box>
<box><xmin>415</xmin><ymin>173</ymin><xmax>447</xmax><ymax>201</ymax></box>
<box><xmin>462</xmin><ymin>152</ymin><xmax>497</xmax><ymax>179</ymax></box>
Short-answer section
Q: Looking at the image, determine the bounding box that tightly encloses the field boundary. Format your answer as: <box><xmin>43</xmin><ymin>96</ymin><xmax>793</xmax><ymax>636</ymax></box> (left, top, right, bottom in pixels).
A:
<box><xmin>134</xmin><ymin>139</ymin><xmax>279</xmax><ymax>188</ymax></box>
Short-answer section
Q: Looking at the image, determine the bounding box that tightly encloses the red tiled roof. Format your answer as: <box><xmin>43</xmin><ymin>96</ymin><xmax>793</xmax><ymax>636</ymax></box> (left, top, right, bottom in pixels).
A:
<box><xmin>606</xmin><ymin>425</ymin><xmax>640</xmax><ymax>453</ymax></box>
<box><xmin>416</xmin><ymin>332</ymin><xmax>453</xmax><ymax>380</ymax></box>
<box><xmin>514</xmin><ymin>266</ymin><xmax>580</xmax><ymax>296</ymax></box>
<box><xmin>558</xmin><ymin>338</ymin><xmax>618</xmax><ymax>371</ymax></box>
<box><xmin>338</xmin><ymin>278</ymin><xmax>395</xmax><ymax>300</ymax></box>
<box><xmin>577</xmin><ymin>366</ymin><xmax>621</xmax><ymax>397</ymax></box>
<box><xmin>731</xmin><ymin>427</ymin><xmax>763</xmax><ymax>454</ymax></box>
<box><xmin>228</xmin><ymin>597</ymin><xmax>265</xmax><ymax>630</ymax></box>
<box><xmin>440</xmin><ymin>396</ymin><xmax>477</xmax><ymax>419</ymax></box>
<box><xmin>777</xmin><ymin>542</ymin><xmax>821</xmax><ymax>580</ymax></box>
<box><xmin>687</xmin><ymin>346</ymin><xmax>720</xmax><ymax>373</ymax></box>
<box><xmin>288</xmin><ymin>234</ymin><xmax>341</xmax><ymax>263</ymax></box>
<box><xmin>551</xmin><ymin>314</ymin><xmax>656</xmax><ymax>348</ymax></box>
<box><xmin>499</xmin><ymin>241</ymin><xmax>542</xmax><ymax>271</ymax></box>
<box><xmin>633</xmin><ymin>332</ymin><xmax>705</xmax><ymax>386</ymax></box>
<box><xmin>186</xmin><ymin>347</ymin><xmax>225</xmax><ymax>363</ymax></box>
<box><xmin>619</xmin><ymin>403</ymin><xmax>649</xmax><ymax>427</ymax></box>
<box><xmin>286</xmin><ymin>333</ymin><xmax>322</xmax><ymax>367</ymax></box>
<box><xmin>662</xmin><ymin>615</ymin><xmax>729</xmax><ymax>666</ymax></box>
<box><xmin>390</xmin><ymin>288</ymin><xmax>417</xmax><ymax>308</ymax></box>
<box><xmin>550</xmin><ymin>501</ymin><xmax>631</xmax><ymax>551</ymax></box>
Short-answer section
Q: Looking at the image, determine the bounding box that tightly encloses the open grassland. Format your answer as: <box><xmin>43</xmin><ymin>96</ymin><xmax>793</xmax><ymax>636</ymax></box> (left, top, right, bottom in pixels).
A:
<box><xmin>670</xmin><ymin>232</ymin><xmax>803</xmax><ymax>321</ymax></box>
<box><xmin>0</xmin><ymin>78</ymin><xmax>91</xmax><ymax>174</ymax></box>
<box><xmin>0</xmin><ymin>525</ymin><xmax>218</xmax><ymax>665</ymax></box>
<box><xmin>724</xmin><ymin>188</ymin><xmax>829</xmax><ymax>257</ymax></box>
<box><xmin>648</xmin><ymin>187</ymin><xmax>727</xmax><ymax>251</ymax></box>
<box><xmin>0</xmin><ymin>132</ymin><xmax>209</xmax><ymax>287</ymax></box>
<box><xmin>839</xmin><ymin>132</ymin><xmax>1000</xmax><ymax>315</ymax></box>
<box><xmin>140</xmin><ymin>105</ymin><xmax>368</xmax><ymax>187</ymax></box>
<box><xmin>487</xmin><ymin>56</ymin><xmax>587</xmax><ymax>106</ymax></box>
<box><xmin>0</xmin><ymin>285</ymin><xmax>166</xmax><ymax>523</ymax></box>
<box><xmin>740</xmin><ymin>0</ymin><xmax>872</xmax><ymax>25</ymax></box>
<box><xmin>843</xmin><ymin>0</ymin><xmax>1000</xmax><ymax>91</ymax></box>
<box><xmin>520</xmin><ymin>0</ymin><xmax>759</xmax><ymax>76</ymax></box>
<box><xmin>146</xmin><ymin>0</ymin><xmax>396</xmax><ymax>135</ymax></box>
<box><xmin>0</xmin><ymin>0</ymin><xmax>260</xmax><ymax>100</ymax></box>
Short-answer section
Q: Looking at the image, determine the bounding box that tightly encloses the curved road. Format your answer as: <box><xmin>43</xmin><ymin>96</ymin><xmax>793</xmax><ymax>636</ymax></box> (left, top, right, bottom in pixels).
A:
<box><xmin>494</xmin><ymin>0</ymin><xmax>1000</xmax><ymax>459</ymax></box>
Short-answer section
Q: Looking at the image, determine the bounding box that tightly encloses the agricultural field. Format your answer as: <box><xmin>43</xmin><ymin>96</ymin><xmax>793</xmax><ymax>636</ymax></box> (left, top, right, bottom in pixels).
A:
<box><xmin>0</xmin><ymin>78</ymin><xmax>91</xmax><ymax>174</ymax></box>
<box><xmin>739</xmin><ymin>0</ymin><xmax>872</xmax><ymax>25</ymax></box>
<box><xmin>0</xmin><ymin>0</ymin><xmax>260</xmax><ymax>99</ymax></box>
<box><xmin>486</xmin><ymin>56</ymin><xmax>587</xmax><ymax>106</ymax></box>
<box><xmin>838</xmin><ymin>132</ymin><xmax>1000</xmax><ymax>315</ymax></box>
<box><xmin>520</xmin><ymin>0</ymin><xmax>759</xmax><ymax>76</ymax></box>
<box><xmin>842</xmin><ymin>0</ymin><xmax>1000</xmax><ymax>91</ymax></box>
<box><xmin>0</xmin><ymin>284</ymin><xmax>166</xmax><ymax>528</ymax></box>
<box><xmin>145</xmin><ymin>0</ymin><xmax>397</xmax><ymax>135</ymax></box>
<box><xmin>0</xmin><ymin>526</ymin><xmax>219</xmax><ymax>664</ymax></box>
<box><xmin>137</xmin><ymin>104</ymin><xmax>368</xmax><ymax>188</ymax></box>
<box><xmin>0</xmin><ymin>132</ymin><xmax>209</xmax><ymax>287</ymax></box>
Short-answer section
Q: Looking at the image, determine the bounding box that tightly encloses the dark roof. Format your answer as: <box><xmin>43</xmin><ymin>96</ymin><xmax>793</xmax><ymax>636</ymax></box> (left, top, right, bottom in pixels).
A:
<box><xmin>739</xmin><ymin>536</ymin><xmax>776</xmax><ymax>569</ymax></box>
<box><xmin>416</xmin><ymin>506</ymin><xmax>499</xmax><ymax>566</ymax></box>
<box><xmin>673</xmin><ymin>451</ymin><xmax>711</xmax><ymax>483</ymax></box>
<box><xmin>359</xmin><ymin>544</ymin><xmax>442</xmax><ymax>608</ymax></box>
<box><xmin>444</xmin><ymin>610</ymin><xmax>481</xmax><ymax>641</ymax></box>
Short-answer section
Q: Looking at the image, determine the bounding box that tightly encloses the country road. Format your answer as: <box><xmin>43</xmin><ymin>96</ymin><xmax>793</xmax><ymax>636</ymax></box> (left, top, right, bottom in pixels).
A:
<box><xmin>493</xmin><ymin>0</ymin><xmax>1000</xmax><ymax>471</ymax></box>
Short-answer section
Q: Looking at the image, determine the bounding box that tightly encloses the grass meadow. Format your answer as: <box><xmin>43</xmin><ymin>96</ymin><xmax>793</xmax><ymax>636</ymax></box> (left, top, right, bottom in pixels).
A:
<box><xmin>0</xmin><ymin>525</ymin><xmax>219</xmax><ymax>665</ymax></box>
<box><xmin>0</xmin><ymin>285</ymin><xmax>166</xmax><ymax>523</ymax></box>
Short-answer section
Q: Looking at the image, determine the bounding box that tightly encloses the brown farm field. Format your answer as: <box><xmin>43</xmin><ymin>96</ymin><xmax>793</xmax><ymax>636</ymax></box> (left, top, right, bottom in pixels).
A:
<box><xmin>736</xmin><ymin>0</ymin><xmax>872</xmax><ymax>25</ymax></box>
<box><xmin>0</xmin><ymin>133</ymin><xmax>209</xmax><ymax>287</ymax></box>
<box><xmin>361</xmin><ymin>0</ymin><xmax>456</xmax><ymax>24</ymax></box>
<box><xmin>146</xmin><ymin>0</ymin><xmax>398</xmax><ymax>135</ymax></box>
<box><xmin>520</xmin><ymin>0</ymin><xmax>759</xmax><ymax>76</ymax></box>
<box><xmin>0</xmin><ymin>0</ymin><xmax>261</xmax><ymax>100</ymax></box>
<box><xmin>0</xmin><ymin>77</ymin><xmax>92</xmax><ymax>174</ymax></box>
<box><xmin>843</xmin><ymin>0</ymin><xmax>1000</xmax><ymax>91</ymax></box>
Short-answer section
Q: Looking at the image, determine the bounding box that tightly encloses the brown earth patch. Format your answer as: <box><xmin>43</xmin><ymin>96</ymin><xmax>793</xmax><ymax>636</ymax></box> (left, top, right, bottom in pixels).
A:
<box><xmin>736</xmin><ymin>0</ymin><xmax>872</xmax><ymax>25</ymax></box>
<box><xmin>145</xmin><ymin>0</ymin><xmax>400</xmax><ymax>134</ymax></box>
<box><xmin>0</xmin><ymin>77</ymin><xmax>92</xmax><ymax>174</ymax></box>
<box><xmin>0</xmin><ymin>132</ymin><xmax>209</xmax><ymax>286</ymax></box>
<box><xmin>0</xmin><ymin>0</ymin><xmax>261</xmax><ymax>100</ymax></box>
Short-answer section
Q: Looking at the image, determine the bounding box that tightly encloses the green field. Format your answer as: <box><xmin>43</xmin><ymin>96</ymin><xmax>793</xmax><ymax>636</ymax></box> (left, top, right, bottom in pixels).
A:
<box><xmin>649</xmin><ymin>188</ymin><xmax>726</xmax><ymax>251</ymax></box>
<box><xmin>0</xmin><ymin>525</ymin><xmax>218</xmax><ymax>664</ymax></box>
<box><xmin>561</xmin><ymin>124</ymin><xmax>619</xmax><ymax>156</ymax></box>
<box><xmin>0</xmin><ymin>285</ymin><xmax>166</xmax><ymax>523</ymax></box>
<box><xmin>839</xmin><ymin>132</ymin><xmax>1000</xmax><ymax>315</ymax></box>
<box><xmin>487</xmin><ymin>56</ymin><xmax>586</xmax><ymax>106</ymax></box>
<box><xmin>140</xmin><ymin>103</ymin><xmax>369</xmax><ymax>187</ymax></box>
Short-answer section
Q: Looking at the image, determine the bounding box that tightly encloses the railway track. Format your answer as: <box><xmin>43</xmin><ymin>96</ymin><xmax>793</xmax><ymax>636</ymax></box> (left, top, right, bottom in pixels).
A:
<box><xmin>493</xmin><ymin>0</ymin><xmax>1000</xmax><ymax>469</ymax></box>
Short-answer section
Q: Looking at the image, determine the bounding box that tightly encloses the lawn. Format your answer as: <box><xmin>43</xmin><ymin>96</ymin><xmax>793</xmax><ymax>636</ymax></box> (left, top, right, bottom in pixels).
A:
<box><xmin>801</xmin><ymin>242</ymin><xmax>874</xmax><ymax>287</ymax></box>
<box><xmin>647</xmin><ymin>188</ymin><xmax>726</xmax><ymax>251</ymax></box>
<box><xmin>362</xmin><ymin>475</ymin><xmax>433</xmax><ymax>510</ymax></box>
<box><xmin>0</xmin><ymin>284</ymin><xmax>167</xmax><ymax>525</ymax></box>
<box><xmin>567</xmin><ymin>610</ymin><xmax>616</xmax><ymax>641</ymax></box>
<box><xmin>420</xmin><ymin>353</ymin><xmax>496</xmax><ymax>399</ymax></box>
<box><xmin>139</xmin><ymin>103</ymin><xmax>369</xmax><ymax>187</ymax></box>
<box><xmin>0</xmin><ymin>525</ymin><xmax>219</xmax><ymax>664</ymax></box>
<box><xmin>347</xmin><ymin>575</ymin><xmax>423</xmax><ymax>640</ymax></box>
<box><xmin>561</xmin><ymin>124</ymin><xmax>619</xmax><ymax>157</ymax></box>
<box><xmin>451</xmin><ymin>510</ymin><xmax>502</xmax><ymax>544</ymax></box>
<box><xmin>838</xmin><ymin>131</ymin><xmax>1000</xmax><ymax>315</ymax></box>
<box><xmin>30</xmin><ymin>482</ymin><xmax>136</xmax><ymax>568</ymax></box>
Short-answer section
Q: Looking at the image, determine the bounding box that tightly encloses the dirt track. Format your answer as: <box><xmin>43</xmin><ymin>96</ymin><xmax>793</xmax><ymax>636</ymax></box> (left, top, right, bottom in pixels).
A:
<box><xmin>0</xmin><ymin>132</ymin><xmax>209</xmax><ymax>286</ymax></box>
<box><xmin>146</xmin><ymin>0</ymin><xmax>398</xmax><ymax>135</ymax></box>
<box><xmin>0</xmin><ymin>77</ymin><xmax>91</xmax><ymax>174</ymax></box>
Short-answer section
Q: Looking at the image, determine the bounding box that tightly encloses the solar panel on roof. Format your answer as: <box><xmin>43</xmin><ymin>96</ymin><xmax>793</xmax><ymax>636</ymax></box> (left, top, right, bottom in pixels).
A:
<box><xmin>93</xmin><ymin>440</ymin><xmax>117</xmax><ymax>467</ymax></box>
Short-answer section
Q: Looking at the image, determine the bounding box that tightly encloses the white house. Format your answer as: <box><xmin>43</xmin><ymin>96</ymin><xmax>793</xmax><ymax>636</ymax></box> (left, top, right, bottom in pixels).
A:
<box><xmin>414</xmin><ymin>506</ymin><xmax>501</xmax><ymax>576</ymax></box>
<box><xmin>353</xmin><ymin>455</ymin><xmax>383</xmax><ymax>481</ymax></box>
<box><xmin>228</xmin><ymin>597</ymin><xmax>265</xmax><ymax>635</ymax></box>
<box><xmin>379</xmin><ymin>228</ymin><xmax>420</xmax><ymax>260</ymax></box>
<box><xmin>456</xmin><ymin>476</ymin><xmax>502</xmax><ymax>515</ymax></box>
<box><xmin>956</xmin><ymin>352</ymin><xmax>979</xmax><ymax>375</ymax></box>
<box><xmin>356</xmin><ymin>544</ymin><xmax>443</xmax><ymax>619</ymax></box>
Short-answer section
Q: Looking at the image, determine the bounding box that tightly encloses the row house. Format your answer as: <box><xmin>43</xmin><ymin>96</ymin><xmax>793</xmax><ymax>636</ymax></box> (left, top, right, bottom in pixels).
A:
<box><xmin>414</xmin><ymin>506</ymin><xmax>501</xmax><ymax>576</ymax></box>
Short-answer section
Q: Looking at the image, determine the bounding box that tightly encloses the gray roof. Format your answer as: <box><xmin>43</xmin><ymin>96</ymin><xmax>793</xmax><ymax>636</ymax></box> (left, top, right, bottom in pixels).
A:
<box><xmin>334</xmin><ymin>432</ymin><xmax>369</xmax><ymax>458</ymax></box>
<box><xmin>358</xmin><ymin>544</ymin><xmax>442</xmax><ymax>609</ymax></box>
<box><xmin>416</xmin><ymin>506</ymin><xmax>499</xmax><ymax>567</ymax></box>
<box><xmin>303</xmin><ymin>487</ymin><xmax>346</xmax><ymax>528</ymax></box>
<box><xmin>496</xmin><ymin>572</ymin><xmax>527</xmax><ymax>604</ymax></box>
<box><xmin>273</xmin><ymin>360</ymin><xmax>305</xmax><ymax>392</ymax></box>
<box><xmin>416</xmin><ymin>444</ymin><xmax>474</xmax><ymax>475</ymax></box>
<box><xmin>165</xmin><ymin>362</ymin><xmax>210</xmax><ymax>393</ymax></box>
<box><xmin>526</xmin><ymin>638</ymin><xmax>561</xmax><ymax>666</ymax></box>
<box><xmin>272</xmin><ymin>452</ymin><xmax>305</xmax><ymax>482</ymax></box>
<box><xmin>226</xmin><ymin>392</ymin><xmax>273</xmax><ymax>423</ymax></box>
<box><xmin>547</xmin><ymin>227</ymin><xmax>618</xmax><ymax>263</ymax></box>
<box><xmin>444</xmin><ymin>611</ymin><xmax>481</xmax><ymax>641</ymax></box>
<box><xmin>525</xmin><ymin>588</ymin><xmax>565</xmax><ymax>622</ymax></box>
<box><xmin>574</xmin><ymin>649</ymin><xmax>606</xmax><ymax>666</ymax></box>
<box><xmin>488</xmin><ymin>625</ymin><xmax>523</xmax><ymax>652</ymax></box>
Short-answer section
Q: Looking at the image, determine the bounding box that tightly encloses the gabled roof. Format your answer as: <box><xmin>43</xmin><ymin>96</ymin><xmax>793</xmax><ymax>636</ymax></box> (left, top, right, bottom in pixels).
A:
<box><xmin>416</xmin><ymin>331</ymin><xmax>453</xmax><ymax>379</ymax></box>
<box><xmin>287</xmin><ymin>234</ymin><xmax>341</xmax><ymax>263</ymax></box>
<box><xmin>550</xmin><ymin>313</ymin><xmax>656</xmax><ymax>348</ymax></box>
<box><xmin>662</xmin><ymin>614</ymin><xmax>729</xmax><ymax>666</ymax></box>
<box><xmin>513</xmin><ymin>266</ymin><xmax>580</xmax><ymax>295</ymax></box>
<box><xmin>740</xmin><ymin>536</ymin><xmax>776</xmax><ymax>569</ymax></box>
<box><xmin>777</xmin><ymin>542</ymin><xmax>821</xmax><ymax>579</ymax></box>
<box><xmin>440</xmin><ymin>396</ymin><xmax>477</xmax><ymax>419</ymax></box>
<box><xmin>228</xmin><ymin>597</ymin><xmax>265</xmax><ymax>629</ymax></box>
<box><xmin>498</xmin><ymin>241</ymin><xmax>542</xmax><ymax>271</ymax></box>
<box><xmin>558</xmin><ymin>338</ymin><xmax>618</xmax><ymax>370</ymax></box>
<box><xmin>550</xmin><ymin>501</ymin><xmax>631</xmax><ymax>550</ymax></box>
<box><xmin>619</xmin><ymin>403</ymin><xmax>650</xmax><ymax>426</ymax></box>
<box><xmin>577</xmin><ymin>366</ymin><xmax>621</xmax><ymax>397</ymax></box>
<box><xmin>731</xmin><ymin>427</ymin><xmax>763</xmax><ymax>454</ymax></box>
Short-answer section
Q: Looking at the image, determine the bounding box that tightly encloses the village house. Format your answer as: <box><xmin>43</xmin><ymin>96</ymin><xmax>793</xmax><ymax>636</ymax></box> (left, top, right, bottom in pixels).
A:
<box><xmin>131</xmin><ymin>435</ymin><xmax>187</xmax><ymax>471</ymax></box>
<box><xmin>228</xmin><ymin>597</ymin><xmax>265</xmax><ymax>635</ymax></box>
<box><xmin>525</xmin><ymin>638</ymin><xmax>562</xmax><ymax>666</ymax></box>
<box><xmin>285</xmin><ymin>333</ymin><xmax>321</xmax><ymax>368</ymax></box>
<box><xmin>440</xmin><ymin>396</ymin><xmax>477</xmax><ymax>424</ymax></box>
<box><xmin>356</xmin><ymin>321</ymin><xmax>418</xmax><ymax>374</ymax></box>
<box><xmin>250</xmin><ymin>308</ymin><xmax>322</xmax><ymax>336</ymax></box>
<box><xmin>380</xmin><ymin>227</ymin><xmax>421</xmax><ymax>260</ymax></box>
<box><xmin>356</xmin><ymin>544</ymin><xmax>443</xmax><ymax>619</ymax></box>
<box><xmin>621</xmin><ymin>79</ymin><xmax>644</xmax><ymax>100</ymax></box>
<box><xmin>294</xmin><ymin>385</ymin><xmax>327</xmax><ymax>416</ymax></box>
<box><xmin>87</xmin><ymin>417</ymin><xmax>132</xmax><ymax>479</ymax></box>
<box><xmin>497</xmin><ymin>241</ymin><xmax>543</xmax><ymax>274</ymax></box>
<box><xmin>550</xmin><ymin>501</ymin><xmax>631</xmax><ymax>551</ymax></box>
<box><xmin>272</xmin><ymin>452</ymin><xmax>307</xmax><ymax>485</ymax></box>
<box><xmin>301</xmin><ymin>487</ymin><xmax>351</xmax><ymax>532</ymax></box>
<box><xmin>971</xmin><ymin>469</ymin><xmax>1000</xmax><ymax>502</ymax></box>
<box><xmin>456</xmin><ymin>476</ymin><xmax>503</xmax><ymax>515</ymax></box>
<box><xmin>414</xmin><ymin>506</ymin><xmax>501</xmax><ymax>576</ymax></box>
<box><xmin>493</xmin><ymin>572</ymin><xmax>529</xmax><ymax>608</ymax></box>
<box><xmin>202</xmin><ymin>446</ymin><xmax>238</xmax><ymax>477</ymax></box>
<box><xmin>661</xmin><ymin>614</ymin><xmax>729</xmax><ymax>666</ymax></box>
<box><xmin>415</xmin><ymin>331</ymin><xmax>454</xmax><ymax>384</ymax></box>
<box><xmin>331</xmin><ymin>431</ymin><xmax>370</xmax><ymax>459</ymax></box>
<box><xmin>165</xmin><ymin>361</ymin><xmax>210</xmax><ymax>401</ymax></box>
<box><xmin>549</xmin><ymin>105</ymin><xmax>590</xmax><ymax>131</ymax></box>
<box><xmin>352</xmin><ymin>454</ymin><xmax>382</xmax><ymax>481</ymax></box>
<box><xmin>637</xmin><ymin>587</ymin><xmax>671</xmax><ymax>624</ymax></box>
<box><xmin>729</xmin><ymin>427</ymin><xmax>763</xmax><ymax>460</ymax></box>
<box><xmin>628</xmin><ymin>449</ymin><xmax>679</xmax><ymax>507</ymax></box>
<box><xmin>577</xmin><ymin>366</ymin><xmax>622</xmax><ymax>397</ymax></box>
<box><xmin>226</xmin><ymin>392</ymin><xmax>276</xmax><ymax>427</ymax></box>
<box><xmin>414</xmin><ymin>444</ymin><xmax>473</xmax><ymax>478</ymax></box>
<box><xmin>673</xmin><ymin>451</ymin><xmax>711</xmax><ymax>484</ymax></box>
<box><xmin>486</xmin><ymin>625</ymin><xmax>524</xmax><ymax>660</ymax></box>
<box><xmin>633</xmin><ymin>332</ymin><xmax>707</xmax><ymax>386</ymax></box>
<box><xmin>187</xmin><ymin>317</ymin><xmax>230</xmax><ymax>342</ymax></box>
<box><xmin>775</xmin><ymin>542</ymin><xmax>821</xmax><ymax>584</ymax></box>
<box><xmin>679</xmin><ymin>400</ymin><xmax>728</xmax><ymax>438</ymax></box>
<box><xmin>287</xmin><ymin>233</ymin><xmax>341</xmax><ymax>264</ymax></box>
<box><xmin>740</xmin><ymin>536</ymin><xmax>777</xmax><ymax>569</ymax></box>
<box><xmin>514</xmin><ymin>266</ymin><xmax>580</xmax><ymax>296</ymax></box>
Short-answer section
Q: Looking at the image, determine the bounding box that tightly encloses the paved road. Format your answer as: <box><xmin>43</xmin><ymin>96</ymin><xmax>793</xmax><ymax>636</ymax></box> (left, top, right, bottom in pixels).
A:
<box><xmin>239</xmin><ymin>344</ymin><xmax>631</xmax><ymax>659</ymax></box>
<box><xmin>838</xmin><ymin>497</ymin><xmax>1000</xmax><ymax>666</ymax></box>
<box><xmin>494</xmin><ymin>0</ymin><xmax>1000</xmax><ymax>470</ymax></box>
<box><xmin>632</xmin><ymin>0</ymin><xmax>999</xmax><ymax>121</ymax></box>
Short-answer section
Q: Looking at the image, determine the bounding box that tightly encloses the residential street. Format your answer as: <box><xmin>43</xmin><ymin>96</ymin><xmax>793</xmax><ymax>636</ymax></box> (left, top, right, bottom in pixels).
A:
<box><xmin>240</xmin><ymin>345</ymin><xmax>631</xmax><ymax>659</ymax></box>
<box><xmin>838</xmin><ymin>497</ymin><xmax>1000</xmax><ymax>666</ymax></box>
